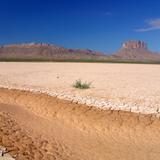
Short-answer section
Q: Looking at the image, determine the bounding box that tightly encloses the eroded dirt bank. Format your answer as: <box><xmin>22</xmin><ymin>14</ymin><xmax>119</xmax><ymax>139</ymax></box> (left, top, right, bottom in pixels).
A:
<box><xmin>0</xmin><ymin>88</ymin><xmax>160</xmax><ymax>160</ymax></box>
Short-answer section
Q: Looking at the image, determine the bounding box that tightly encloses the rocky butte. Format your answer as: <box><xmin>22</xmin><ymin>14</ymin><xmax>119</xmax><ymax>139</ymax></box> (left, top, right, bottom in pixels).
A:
<box><xmin>122</xmin><ymin>41</ymin><xmax>147</xmax><ymax>49</ymax></box>
<box><xmin>0</xmin><ymin>40</ymin><xmax>160</xmax><ymax>61</ymax></box>
<box><xmin>114</xmin><ymin>40</ymin><xmax>160</xmax><ymax>60</ymax></box>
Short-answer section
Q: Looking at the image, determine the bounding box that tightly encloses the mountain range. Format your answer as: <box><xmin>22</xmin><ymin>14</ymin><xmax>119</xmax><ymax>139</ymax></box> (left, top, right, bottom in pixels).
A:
<box><xmin>0</xmin><ymin>41</ymin><xmax>160</xmax><ymax>62</ymax></box>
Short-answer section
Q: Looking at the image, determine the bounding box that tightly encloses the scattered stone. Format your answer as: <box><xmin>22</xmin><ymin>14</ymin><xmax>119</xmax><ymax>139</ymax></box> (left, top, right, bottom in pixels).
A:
<box><xmin>0</xmin><ymin>85</ymin><xmax>159</xmax><ymax>116</ymax></box>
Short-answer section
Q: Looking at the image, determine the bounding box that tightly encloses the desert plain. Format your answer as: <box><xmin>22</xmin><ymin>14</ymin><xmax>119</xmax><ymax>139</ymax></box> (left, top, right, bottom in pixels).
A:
<box><xmin>0</xmin><ymin>62</ymin><xmax>160</xmax><ymax>160</ymax></box>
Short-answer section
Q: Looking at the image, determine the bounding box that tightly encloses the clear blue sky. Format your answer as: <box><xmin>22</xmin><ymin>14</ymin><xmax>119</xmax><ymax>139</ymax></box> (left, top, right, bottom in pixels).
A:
<box><xmin>0</xmin><ymin>0</ymin><xmax>160</xmax><ymax>54</ymax></box>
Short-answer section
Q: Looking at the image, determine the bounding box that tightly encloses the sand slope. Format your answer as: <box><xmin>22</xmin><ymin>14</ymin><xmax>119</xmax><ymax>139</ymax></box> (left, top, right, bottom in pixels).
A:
<box><xmin>0</xmin><ymin>63</ymin><xmax>160</xmax><ymax>159</ymax></box>
<box><xmin>0</xmin><ymin>88</ymin><xmax>160</xmax><ymax>160</ymax></box>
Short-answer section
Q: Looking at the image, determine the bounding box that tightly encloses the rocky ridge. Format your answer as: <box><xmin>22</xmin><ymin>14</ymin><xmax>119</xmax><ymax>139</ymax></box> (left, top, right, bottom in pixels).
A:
<box><xmin>114</xmin><ymin>40</ymin><xmax>160</xmax><ymax>60</ymax></box>
<box><xmin>0</xmin><ymin>43</ymin><xmax>106</xmax><ymax>60</ymax></box>
<box><xmin>122</xmin><ymin>41</ymin><xmax>147</xmax><ymax>49</ymax></box>
<box><xmin>0</xmin><ymin>41</ymin><xmax>160</xmax><ymax>61</ymax></box>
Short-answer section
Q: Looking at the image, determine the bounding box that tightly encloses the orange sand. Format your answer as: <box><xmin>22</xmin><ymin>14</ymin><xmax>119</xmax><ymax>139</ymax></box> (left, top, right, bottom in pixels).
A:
<box><xmin>0</xmin><ymin>88</ymin><xmax>160</xmax><ymax>160</ymax></box>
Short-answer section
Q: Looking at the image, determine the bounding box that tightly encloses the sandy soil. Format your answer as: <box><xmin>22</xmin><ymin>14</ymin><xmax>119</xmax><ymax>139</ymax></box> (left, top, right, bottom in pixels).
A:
<box><xmin>1</xmin><ymin>88</ymin><xmax>160</xmax><ymax>160</ymax></box>
<box><xmin>0</xmin><ymin>62</ymin><xmax>160</xmax><ymax>114</ymax></box>
<box><xmin>0</xmin><ymin>62</ymin><xmax>160</xmax><ymax>159</ymax></box>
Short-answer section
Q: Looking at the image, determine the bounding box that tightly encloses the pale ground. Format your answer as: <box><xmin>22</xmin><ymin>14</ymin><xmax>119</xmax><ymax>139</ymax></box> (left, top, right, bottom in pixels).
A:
<box><xmin>0</xmin><ymin>62</ymin><xmax>160</xmax><ymax>114</ymax></box>
<box><xmin>0</xmin><ymin>155</ymin><xmax>14</xmax><ymax>160</ymax></box>
<box><xmin>1</xmin><ymin>62</ymin><xmax>160</xmax><ymax>160</ymax></box>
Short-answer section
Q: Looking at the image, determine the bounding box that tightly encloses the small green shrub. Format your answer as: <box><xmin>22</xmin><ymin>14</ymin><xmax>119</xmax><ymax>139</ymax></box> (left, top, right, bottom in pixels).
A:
<box><xmin>73</xmin><ymin>79</ymin><xmax>92</xmax><ymax>89</ymax></box>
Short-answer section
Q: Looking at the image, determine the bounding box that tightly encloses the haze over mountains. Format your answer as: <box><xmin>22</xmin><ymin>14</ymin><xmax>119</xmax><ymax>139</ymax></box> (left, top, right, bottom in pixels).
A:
<box><xmin>0</xmin><ymin>40</ymin><xmax>160</xmax><ymax>62</ymax></box>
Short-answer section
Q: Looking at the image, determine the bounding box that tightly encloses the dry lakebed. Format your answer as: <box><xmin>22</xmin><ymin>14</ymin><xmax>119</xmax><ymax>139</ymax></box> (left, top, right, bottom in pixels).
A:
<box><xmin>0</xmin><ymin>62</ymin><xmax>160</xmax><ymax>160</ymax></box>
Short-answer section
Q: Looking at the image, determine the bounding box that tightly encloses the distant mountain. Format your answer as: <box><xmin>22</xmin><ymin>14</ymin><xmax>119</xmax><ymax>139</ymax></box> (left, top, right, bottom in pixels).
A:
<box><xmin>0</xmin><ymin>41</ymin><xmax>160</xmax><ymax>62</ymax></box>
<box><xmin>113</xmin><ymin>40</ymin><xmax>160</xmax><ymax>61</ymax></box>
<box><xmin>0</xmin><ymin>43</ymin><xmax>107</xmax><ymax>60</ymax></box>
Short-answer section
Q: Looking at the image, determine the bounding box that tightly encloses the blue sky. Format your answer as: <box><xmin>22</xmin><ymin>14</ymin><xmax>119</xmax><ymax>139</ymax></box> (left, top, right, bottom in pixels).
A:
<box><xmin>0</xmin><ymin>0</ymin><xmax>160</xmax><ymax>54</ymax></box>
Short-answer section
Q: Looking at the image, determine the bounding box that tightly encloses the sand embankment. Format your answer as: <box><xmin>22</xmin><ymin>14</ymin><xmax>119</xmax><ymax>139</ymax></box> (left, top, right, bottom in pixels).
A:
<box><xmin>0</xmin><ymin>62</ymin><xmax>160</xmax><ymax>159</ymax></box>
<box><xmin>0</xmin><ymin>62</ymin><xmax>160</xmax><ymax>114</ymax></box>
<box><xmin>0</xmin><ymin>88</ymin><xmax>160</xmax><ymax>160</ymax></box>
